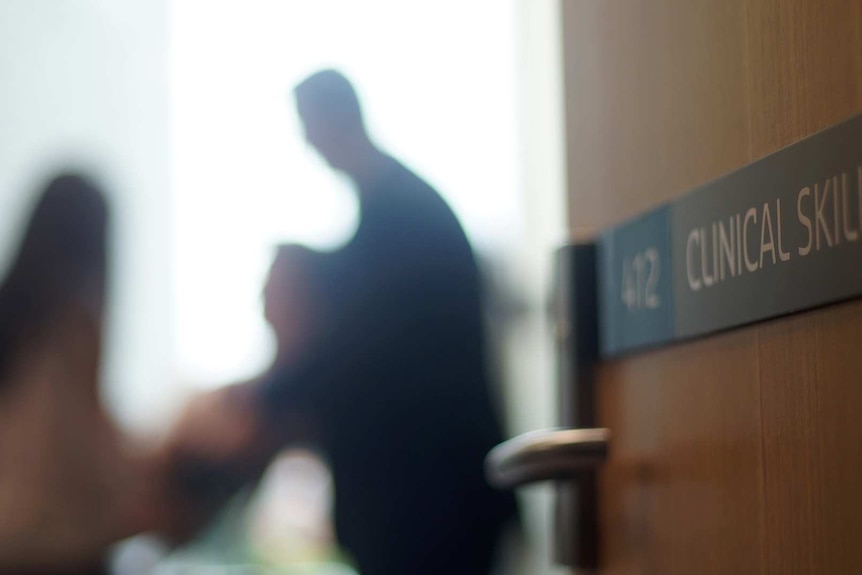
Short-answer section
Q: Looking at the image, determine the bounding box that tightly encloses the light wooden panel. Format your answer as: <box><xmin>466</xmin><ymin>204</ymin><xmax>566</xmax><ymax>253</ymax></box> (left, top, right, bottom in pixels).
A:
<box><xmin>563</xmin><ymin>0</ymin><xmax>751</xmax><ymax>237</ymax></box>
<box><xmin>562</xmin><ymin>0</ymin><xmax>765</xmax><ymax>573</ymax></box>
<box><xmin>758</xmin><ymin>299</ymin><xmax>862</xmax><ymax>574</ymax></box>
<box><xmin>743</xmin><ymin>0</ymin><xmax>862</xmax><ymax>158</ymax></box>
<box><xmin>593</xmin><ymin>354</ymin><xmax>662</xmax><ymax>574</ymax></box>
<box><xmin>596</xmin><ymin>330</ymin><xmax>765</xmax><ymax>575</ymax></box>
<box><xmin>757</xmin><ymin>314</ymin><xmax>823</xmax><ymax>574</ymax></box>
<box><xmin>562</xmin><ymin>0</ymin><xmax>862</xmax><ymax>573</ymax></box>
<box><xmin>747</xmin><ymin>0</ymin><xmax>862</xmax><ymax>573</ymax></box>
<box><xmin>811</xmin><ymin>300</ymin><xmax>862</xmax><ymax>571</ymax></box>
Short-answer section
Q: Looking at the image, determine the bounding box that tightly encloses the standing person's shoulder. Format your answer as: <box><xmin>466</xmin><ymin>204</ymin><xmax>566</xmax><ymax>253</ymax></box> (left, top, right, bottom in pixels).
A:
<box><xmin>384</xmin><ymin>158</ymin><xmax>453</xmax><ymax>217</ymax></box>
<box><xmin>372</xmin><ymin>156</ymin><xmax>423</xmax><ymax>193</ymax></box>
<box><xmin>372</xmin><ymin>156</ymin><xmax>472</xmax><ymax>254</ymax></box>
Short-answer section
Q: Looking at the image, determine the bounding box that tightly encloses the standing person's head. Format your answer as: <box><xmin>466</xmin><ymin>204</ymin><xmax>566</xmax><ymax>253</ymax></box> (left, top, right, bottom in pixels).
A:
<box><xmin>263</xmin><ymin>244</ymin><xmax>332</xmax><ymax>363</ymax></box>
<box><xmin>293</xmin><ymin>69</ymin><xmax>374</xmax><ymax>175</ymax></box>
<box><xmin>0</xmin><ymin>172</ymin><xmax>109</xmax><ymax>388</ymax></box>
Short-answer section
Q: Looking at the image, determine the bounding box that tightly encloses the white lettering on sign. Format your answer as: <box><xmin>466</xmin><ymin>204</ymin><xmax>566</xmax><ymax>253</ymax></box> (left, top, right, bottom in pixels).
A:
<box><xmin>622</xmin><ymin>247</ymin><xmax>661</xmax><ymax>310</ymax></box>
<box><xmin>685</xmin><ymin>166</ymin><xmax>862</xmax><ymax>292</ymax></box>
<box><xmin>798</xmin><ymin>187</ymin><xmax>813</xmax><ymax>256</ymax></box>
<box><xmin>686</xmin><ymin>230</ymin><xmax>701</xmax><ymax>291</ymax></box>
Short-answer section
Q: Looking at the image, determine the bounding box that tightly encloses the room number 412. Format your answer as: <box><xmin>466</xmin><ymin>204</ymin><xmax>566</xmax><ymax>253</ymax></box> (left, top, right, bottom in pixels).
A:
<box><xmin>621</xmin><ymin>247</ymin><xmax>661</xmax><ymax>311</ymax></box>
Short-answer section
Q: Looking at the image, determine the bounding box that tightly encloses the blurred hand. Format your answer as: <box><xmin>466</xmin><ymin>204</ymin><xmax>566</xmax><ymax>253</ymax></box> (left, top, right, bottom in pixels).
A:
<box><xmin>168</xmin><ymin>384</ymin><xmax>261</xmax><ymax>461</ymax></box>
<box><xmin>0</xmin><ymin>336</ymin><xmax>164</xmax><ymax>571</ymax></box>
<box><xmin>149</xmin><ymin>383</ymin><xmax>272</xmax><ymax>544</ymax></box>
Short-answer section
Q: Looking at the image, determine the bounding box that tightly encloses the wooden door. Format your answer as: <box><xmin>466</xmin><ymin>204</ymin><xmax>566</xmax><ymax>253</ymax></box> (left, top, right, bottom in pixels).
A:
<box><xmin>561</xmin><ymin>0</ymin><xmax>862</xmax><ymax>573</ymax></box>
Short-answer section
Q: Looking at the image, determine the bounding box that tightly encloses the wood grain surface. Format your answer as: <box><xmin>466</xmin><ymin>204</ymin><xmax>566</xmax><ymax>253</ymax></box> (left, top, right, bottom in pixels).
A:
<box><xmin>561</xmin><ymin>0</ymin><xmax>862</xmax><ymax>572</ymax></box>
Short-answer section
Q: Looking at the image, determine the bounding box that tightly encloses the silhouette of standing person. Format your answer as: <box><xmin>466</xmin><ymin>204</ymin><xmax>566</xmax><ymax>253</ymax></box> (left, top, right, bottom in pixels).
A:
<box><xmin>281</xmin><ymin>69</ymin><xmax>518</xmax><ymax>574</ymax></box>
<box><xmin>165</xmin><ymin>70</ymin><xmax>518</xmax><ymax>575</ymax></box>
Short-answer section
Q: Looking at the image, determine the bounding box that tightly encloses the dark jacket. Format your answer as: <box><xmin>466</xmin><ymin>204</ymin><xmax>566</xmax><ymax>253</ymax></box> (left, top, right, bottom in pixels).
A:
<box><xmin>258</xmin><ymin>156</ymin><xmax>517</xmax><ymax>575</ymax></box>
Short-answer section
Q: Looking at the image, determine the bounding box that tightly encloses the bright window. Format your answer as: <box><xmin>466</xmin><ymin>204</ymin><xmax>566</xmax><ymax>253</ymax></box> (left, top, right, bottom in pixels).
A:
<box><xmin>171</xmin><ymin>0</ymin><xmax>521</xmax><ymax>387</ymax></box>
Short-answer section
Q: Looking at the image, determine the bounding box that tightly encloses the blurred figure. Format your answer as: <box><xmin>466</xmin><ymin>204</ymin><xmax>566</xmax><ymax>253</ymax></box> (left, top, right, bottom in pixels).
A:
<box><xmin>165</xmin><ymin>70</ymin><xmax>518</xmax><ymax>575</ymax></box>
<box><xmin>262</xmin><ymin>245</ymin><xmax>334</xmax><ymax>370</ymax></box>
<box><xmin>158</xmin><ymin>245</ymin><xmax>331</xmax><ymax>541</ymax></box>
<box><xmin>0</xmin><ymin>173</ymin><xmax>153</xmax><ymax>573</ymax></box>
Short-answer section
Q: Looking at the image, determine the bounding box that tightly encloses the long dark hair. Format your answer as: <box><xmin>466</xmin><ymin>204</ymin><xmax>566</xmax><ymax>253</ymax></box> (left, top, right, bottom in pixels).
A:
<box><xmin>0</xmin><ymin>172</ymin><xmax>109</xmax><ymax>389</ymax></box>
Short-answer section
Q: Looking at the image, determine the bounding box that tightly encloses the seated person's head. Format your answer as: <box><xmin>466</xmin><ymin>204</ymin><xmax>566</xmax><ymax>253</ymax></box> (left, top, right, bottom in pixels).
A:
<box><xmin>263</xmin><ymin>244</ymin><xmax>331</xmax><ymax>359</ymax></box>
<box><xmin>0</xmin><ymin>172</ymin><xmax>108</xmax><ymax>388</ymax></box>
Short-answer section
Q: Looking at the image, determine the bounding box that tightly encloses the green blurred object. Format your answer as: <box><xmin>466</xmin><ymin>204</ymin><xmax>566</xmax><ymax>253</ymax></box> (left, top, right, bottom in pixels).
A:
<box><xmin>153</xmin><ymin>486</ymin><xmax>356</xmax><ymax>575</ymax></box>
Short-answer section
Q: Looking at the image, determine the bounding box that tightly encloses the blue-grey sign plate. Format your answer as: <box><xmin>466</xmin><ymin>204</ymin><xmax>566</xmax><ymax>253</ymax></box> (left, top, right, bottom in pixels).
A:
<box><xmin>599</xmin><ymin>205</ymin><xmax>674</xmax><ymax>356</ymax></box>
<box><xmin>672</xmin><ymin>114</ymin><xmax>862</xmax><ymax>339</ymax></box>
<box><xmin>592</xmin><ymin>113</ymin><xmax>862</xmax><ymax>356</ymax></box>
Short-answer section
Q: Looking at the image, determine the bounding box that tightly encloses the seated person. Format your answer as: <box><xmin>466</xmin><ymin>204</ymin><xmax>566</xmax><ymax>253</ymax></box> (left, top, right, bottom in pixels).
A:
<box><xmin>159</xmin><ymin>244</ymin><xmax>331</xmax><ymax>540</ymax></box>
<box><xmin>0</xmin><ymin>173</ymin><xmax>154</xmax><ymax>574</ymax></box>
<box><xmin>161</xmin><ymin>240</ymin><xmax>518</xmax><ymax>575</ymax></box>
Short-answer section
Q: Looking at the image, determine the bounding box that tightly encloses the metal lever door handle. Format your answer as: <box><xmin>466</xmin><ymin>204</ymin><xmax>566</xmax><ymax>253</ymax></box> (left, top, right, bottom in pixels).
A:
<box><xmin>484</xmin><ymin>243</ymin><xmax>602</xmax><ymax>569</ymax></box>
<box><xmin>485</xmin><ymin>428</ymin><xmax>610</xmax><ymax>489</ymax></box>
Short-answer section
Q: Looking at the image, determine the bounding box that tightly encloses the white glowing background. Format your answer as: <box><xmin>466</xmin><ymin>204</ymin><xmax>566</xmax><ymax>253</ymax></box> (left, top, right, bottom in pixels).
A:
<box><xmin>171</xmin><ymin>1</ymin><xmax>521</xmax><ymax>387</ymax></box>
